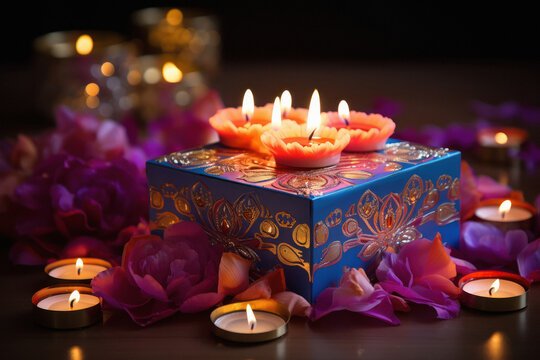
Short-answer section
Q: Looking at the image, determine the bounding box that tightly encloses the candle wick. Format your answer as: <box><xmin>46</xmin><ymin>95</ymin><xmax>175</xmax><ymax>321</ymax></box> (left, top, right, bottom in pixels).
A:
<box><xmin>342</xmin><ymin>117</ymin><xmax>349</xmax><ymax>126</ymax></box>
<box><xmin>245</xmin><ymin>114</ymin><xmax>249</xmax><ymax>122</ymax></box>
<box><xmin>70</xmin><ymin>298</ymin><xmax>75</xmax><ymax>309</ymax></box>
<box><xmin>501</xmin><ymin>211</ymin><xmax>506</xmax><ymax>220</ymax></box>
<box><xmin>250</xmin><ymin>323</ymin><xmax>255</xmax><ymax>331</ymax></box>
<box><xmin>77</xmin><ymin>268</ymin><xmax>81</xmax><ymax>276</ymax></box>
<box><xmin>489</xmin><ymin>287</ymin><xmax>495</xmax><ymax>296</ymax></box>
<box><xmin>308</xmin><ymin>128</ymin><xmax>317</xmax><ymax>140</ymax></box>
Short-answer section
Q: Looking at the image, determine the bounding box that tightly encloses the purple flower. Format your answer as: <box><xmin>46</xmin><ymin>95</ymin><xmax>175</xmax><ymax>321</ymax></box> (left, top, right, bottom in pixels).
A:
<box><xmin>91</xmin><ymin>221</ymin><xmax>224</xmax><ymax>326</ymax></box>
<box><xmin>310</xmin><ymin>268</ymin><xmax>401</xmax><ymax>325</ymax></box>
<box><xmin>136</xmin><ymin>90</ymin><xmax>222</xmax><ymax>156</ymax></box>
<box><xmin>375</xmin><ymin>234</ymin><xmax>460</xmax><ymax>319</ymax></box>
<box><xmin>9</xmin><ymin>153</ymin><xmax>148</xmax><ymax>265</ymax></box>
<box><xmin>476</xmin><ymin>175</ymin><xmax>512</xmax><ymax>200</ymax></box>
<box><xmin>518</xmin><ymin>142</ymin><xmax>540</xmax><ymax>173</ymax></box>
<box><xmin>517</xmin><ymin>238</ymin><xmax>540</xmax><ymax>282</ymax></box>
<box><xmin>370</xmin><ymin>97</ymin><xmax>403</xmax><ymax>118</ymax></box>
<box><xmin>459</xmin><ymin>221</ymin><xmax>528</xmax><ymax>270</ymax></box>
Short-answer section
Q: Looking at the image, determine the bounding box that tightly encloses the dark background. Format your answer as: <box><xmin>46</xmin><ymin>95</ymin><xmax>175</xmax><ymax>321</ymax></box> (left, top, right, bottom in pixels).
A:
<box><xmin>2</xmin><ymin>1</ymin><xmax>539</xmax><ymax>66</ymax></box>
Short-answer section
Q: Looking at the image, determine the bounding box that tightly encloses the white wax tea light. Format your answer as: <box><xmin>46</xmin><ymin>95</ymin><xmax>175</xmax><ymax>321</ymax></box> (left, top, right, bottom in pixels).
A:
<box><xmin>45</xmin><ymin>258</ymin><xmax>112</xmax><ymax>283</ymax></box>
<box><xmin>37</xmin><ymin>292</ymin><xmax>100</xmax><ymax>311</ymax></box>
<box><xmin>474</xmin><ymin>205</ymin><xmax>532</xmax><ymax>222</ymax></box>
<box><xmin>32</xmin><ymin>285</ymin><xmax>103</xmax><ymax>329</ymax></box>
<box><xmin>462</xmin><ymin>278</ymin><xmax>526</xmax><ymax>298</ymax></box>
<box><xmin>210</xmin><ymin>299</ymin><xmax>290</xmax><ymax>342</ymax></box>
<box><xmin>214</xmin><ymin>310</ymin><xmax>286</xmax><ymax>334</ymax></box>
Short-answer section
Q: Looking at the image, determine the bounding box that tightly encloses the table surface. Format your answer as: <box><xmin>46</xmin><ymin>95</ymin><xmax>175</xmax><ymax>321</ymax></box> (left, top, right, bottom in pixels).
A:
<box><xmin>1</xmin><ymin>60</ymin><xmax>540</xmax><ymax>359</ymax></box>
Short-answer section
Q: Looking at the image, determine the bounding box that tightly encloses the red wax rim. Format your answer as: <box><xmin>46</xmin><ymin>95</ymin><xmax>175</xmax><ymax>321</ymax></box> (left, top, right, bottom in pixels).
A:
<box><xmin>477</xmin><ymin>127</ymin><xmax>529</xmax><ymax>143</ymax></box>
<box><xmin>459</xmin><ymin>270</ymin><xmax>530</xmax><ymax>291</ymax></box>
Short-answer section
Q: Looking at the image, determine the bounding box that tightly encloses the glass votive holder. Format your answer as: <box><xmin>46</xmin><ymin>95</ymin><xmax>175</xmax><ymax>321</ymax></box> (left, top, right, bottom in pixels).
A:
<box><xmin>131</xmin><ymin>7</ymin><xmax>221</xmax><ymax>76</ymax></box>
<box><xmin>33</xmin><ymin>30</ymin><xmax>138</xmax><ymax>121</ymax></box>
<box><xmin>126</xmin><ymin>53</ymin><xmax>209</xmax><ymax>122</ymax></box>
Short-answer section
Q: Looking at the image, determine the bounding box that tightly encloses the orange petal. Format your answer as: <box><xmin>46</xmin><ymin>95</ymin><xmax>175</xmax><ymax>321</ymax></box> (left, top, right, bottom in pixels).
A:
<box><xmin>424</xmin><ymin>233</ymin><xmax>456</xmax><ymax>280</ymax></box>
<box><xmin>233</xmin><ymin>268</ymin><xmax>286</xmax><ymax>301</ymax></box>
<box><xmin>272</xmin><ymin>291</ymin><xmax>311</xmax><ymax>317</ymax></box>
<box><xmin>217</xmin><ymin>252</ymin><xmax>251</xmax><ymax>296</ymax></box>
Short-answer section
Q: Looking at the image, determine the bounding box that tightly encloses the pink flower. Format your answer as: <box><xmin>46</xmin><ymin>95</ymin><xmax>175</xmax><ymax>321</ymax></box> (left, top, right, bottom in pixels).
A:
<box><xmin>311</xmin><ymin>268</ymin><xmax>401</xmax><ymax>325</ymax></box>
<box><xmin>517</xmin><ymin>238</ymin><xmax>540</xmax><ymax>283</ymax></box>
<box><xmin>376</xmin><ymin>234</ymin><xmax>461</xmax><ymax>319</ymax></box>
<box><xmin>91</xmin><ymin>221</ymin><xmax>224</xmax><ymax>326</ymax></box>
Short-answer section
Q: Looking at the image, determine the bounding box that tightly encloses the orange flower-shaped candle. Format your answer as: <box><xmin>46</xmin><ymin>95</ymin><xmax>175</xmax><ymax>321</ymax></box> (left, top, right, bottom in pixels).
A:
<box><xmin>209</xmin><ymin>89</ymin><xmax>273</xmax><ymax>153</ymax></box>
<box><xmin>324</xmin><ymin>100</ymin><xmax>396</xmax><ymax>152</ymax></box>
<box><xmin>261</xmin><ymin>90</ymin><xmax>350</xmax><ymax>168</ymax></box>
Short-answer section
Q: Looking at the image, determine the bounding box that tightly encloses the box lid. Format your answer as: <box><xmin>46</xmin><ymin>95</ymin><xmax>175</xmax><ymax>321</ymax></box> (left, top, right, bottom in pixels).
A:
<box><xmin>147</xmin><ymin>139</ymin><xmax>459</xmax><ymax>199</ymax></box>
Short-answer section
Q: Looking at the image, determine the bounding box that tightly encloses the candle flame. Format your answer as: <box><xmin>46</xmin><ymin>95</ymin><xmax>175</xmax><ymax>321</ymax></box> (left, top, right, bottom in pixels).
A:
<box><xmin>489</xmin><ymin>279</ymin><xmax>500</xmax><ymax>296</ymax></box>
<box><xmin>280</xmin><ymin>90</ymin><xmax>292</xmax><ymax>116</ymax></box>
<box><xmin>242</xmin><ymin>89</ymin><xmax>254</xmax><ymax>122</ymax></box>
<box><xmin>246</xmin><ymin>304</ymin><xmax>256</xmax><ymax>331</ymax></box>
<box><xmin>69</xmin><ymin>290</ymin><xmax>80</xmax><ymax>309</ymax></box>
<box><xmin>76</xmin><ymin>258</ymin><xmax>83</xmax><ymax>276</ymax></box>
<box><xmin>499</xmin><ymin>200</ymin><xmax>512</xmax><ymax>219</ymax></box>
<box><xmin>494</xmin><ymin>132</ymin><xmax>508</xmax><ymax>145</ymax></box>
<box><xmin>272</xmin><ymin>97</ymin><xmax>281</xmax><ymax>130</ymax></box>
<box><xmin>162</xmin><ymin>62</ymin><xmax>183</xmax><ymax>83</ymax></box>
<box><xmin>307</xmin><ymin>89</ymin><xmax>321</xmax><ymax>137</ymax></box>
<box><xmin>338</xmin><ymin>100</ymin><xmax>350</xmax><ymax>126</ymax></box>
<box><xmin>75</xmin><ymin>34</ymin><xmax>93</xmax><ymax>55</ymax></box>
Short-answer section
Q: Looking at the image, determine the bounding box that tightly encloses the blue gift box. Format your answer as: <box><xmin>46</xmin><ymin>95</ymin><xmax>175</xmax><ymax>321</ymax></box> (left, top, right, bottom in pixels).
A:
<box><xmin>146</xmin><ymin>140</ymin><xmax>461</xmax><ymax>302</ymax></box>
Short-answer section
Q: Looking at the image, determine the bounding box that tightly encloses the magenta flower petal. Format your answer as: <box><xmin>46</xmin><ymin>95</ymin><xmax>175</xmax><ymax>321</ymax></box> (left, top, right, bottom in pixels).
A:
<box><xmin>375</xmin><ymin>236</ymin><xmax>460</xmax><ymax>319</ymax></box>
<box><xmin>477</xmin><ymin>175</ymin><xmax>512</xmax><ymax>200</ymax></box>
<box><xmin>517</xmin><ymin>238</ymin><xmax>540</xmax><ymax>282</ymax></box>
<box><xmin>311</xmin><ymin>268</ymin><xmax>400</xmax><ymax>325</ymax></box>
<box><xmin>272</xmin><ymin>291</ymin><xmax>311</xmax><ymax>317</ymax></box>
<box><xmin>124</xmin><ymin>299</ymin><xmax>179</xmax><ymax>327</ymax></box>
<box><xmin>91</xmin><ymin>267</ymin><xmax>150</xmax><ymax>309</ymax></box>
<box><xmin>460</xmin><ymin>221</ymin><xmax>528</xmax><ymax>269</ymax></box>
<box><xmin>179</xmin><ymin>292</ymin><xmax>225</xmax><ymax>313</ymax></box>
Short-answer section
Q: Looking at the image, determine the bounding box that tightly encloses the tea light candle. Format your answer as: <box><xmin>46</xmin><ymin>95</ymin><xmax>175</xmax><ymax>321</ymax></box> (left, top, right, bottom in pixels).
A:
<box><xmin>474</xmin><ymin>199</ymin><xmax>535</xmax><ymax>232</ymax></box>
<box><xmin>210</xmin><ymin>299</ymin><xmax>290</xmax><ymax>343</ymax></box>
<box><xmin>261</xmin><ymin>90</ymin><xmax>350</xmax><ymax>168</ymax></box>
<box><xmin>477</xmin><ymin>127</ymin><xmax>528</xmax><ymax>163</ymax></box>
<box><xmin>32</xmin><ymin>285</ymin><xmax>102</xmax><ymax>329</ymax></box>
<box><xmin>459</xmin><ymin>271</ymin><xmax>529</xmax><ymax>312</ymax></box>
<box><xmin>45</xmin><ymin>258</ymin><xmax>112</xmax><ymax>284</ymax></box>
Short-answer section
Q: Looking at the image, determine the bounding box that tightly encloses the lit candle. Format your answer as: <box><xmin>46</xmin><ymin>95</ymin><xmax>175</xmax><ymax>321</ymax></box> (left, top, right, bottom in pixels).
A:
<box><xmin>324</xmin><ymin>100</ymin><xmax>396</xmax><ymax>152</ymax></box>
<box><xmin>242</xmin><ymin>89</ymin><xmax>255</xmax><ymax>122</ymax></box>
<box><xmin>45</xmin><ymin>258</ymin><xmax>112</xmax><ymax>284</ymax></box>
<box><xmin>477</xmin><ymin>126</ymin><xmax>529</xmax><ymax>163</ymax></box>
<box><xmin>280</xmin><ymin>90</ymin><xmax>292</xmax><ymax>118</ymax></box>
<box><xmin>459</xmin><ymin>271</ymin><xmax>529</xmax><ymax>312</ymax></box>
<box><xmin>32</xmin><ymin>285</ymin><xmax>102</xmax><ymax>329</ymax></box>
<box><xmin>474</xmin><ymin>199</ymin><xmax>534</xmax><ymax>232</ymax></box>
<box><xmin>210</xmin><ymin>299</ymin><xmax>289</xmax><ymax>342</ymax></box>
<box><xmin>209</xmin><ymin>89</ymin><xmax>274</xmax><ymax>153</ymax></box>
<box><xmin>260</xmin><ymin>90</ymin><xmax>350</xmax><ymax>168</ymax></box>
<box><xmin>338</xmin><ymin>100</ymin><xmax>350</xmax><ymax>126</ymax></box>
